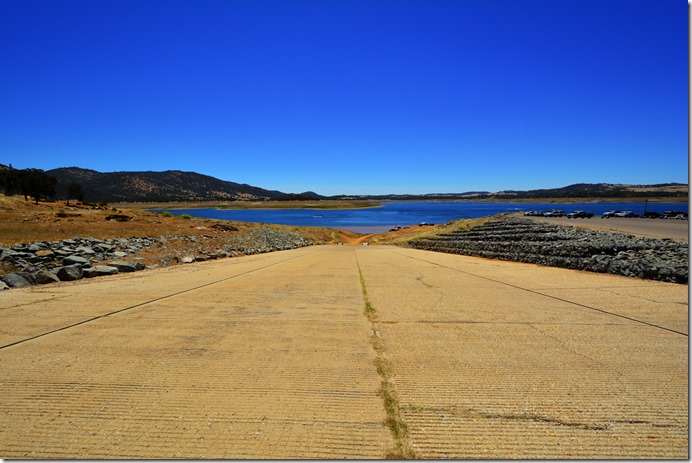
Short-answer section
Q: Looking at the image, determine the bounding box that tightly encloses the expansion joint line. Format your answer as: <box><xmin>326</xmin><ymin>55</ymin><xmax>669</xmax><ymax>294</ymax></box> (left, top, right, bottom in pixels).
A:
<box><xmin>0</xmin><ymin>249</ymin><xmax>319</xmax><ymax>351</ymax></box>
<box><xmin>388</xmin><ymin>248</ymin><xmax>687</xmax><ymax>337</ymax></box>
<box><xmin>355</xmin><ymin>252</ymin><xmax>416</xmax><ymax>459</ymax></box>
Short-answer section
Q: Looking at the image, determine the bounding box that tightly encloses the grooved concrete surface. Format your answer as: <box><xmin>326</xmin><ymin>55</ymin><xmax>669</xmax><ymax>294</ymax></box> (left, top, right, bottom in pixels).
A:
<box><xmin>0</xmin><ymin>245</ymin><xmax>687</xmax><ymax>459</ymax></box>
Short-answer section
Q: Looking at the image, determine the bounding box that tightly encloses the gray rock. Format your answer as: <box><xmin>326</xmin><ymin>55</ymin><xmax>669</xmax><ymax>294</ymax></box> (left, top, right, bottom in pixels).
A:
<box><xmin>181</xmin><ymin>256</ymin><xmax>195</xmax><ymax>264</ymax></box>
<box><xmin>0</xmin><ymin>280</ymin><xmax>8</xmax><ymax>290</ymax></box>
<box><xmin>56</xmin><ymin>264</ymin><xmax>84</xmax><ymax>281</ymax></box>
<box><xmin>0</xmin><ymin>272</ymin><xmax>32</xmax><ymax>288</ymax></box>
<box><xmin>107</xmin><ymin>261</ymin><xmax>137</xmax><ymax>272</ymax></box>
<box><xmin>76</xmin><ymin>246</ymin><xmax>96</xmax><ymax>255</ymax></box>
<box><xmin>63</xmin><ymin>255</ymin><xmax>91</xmax><ymax>267</ymax></box>
<box><xmin>84</xmin><ymin>265</ymin><xmax>120</xmax><ymax>278</ymax></box>
<box><xmin>34</xmin><ymin>271</ymin><xmax>60</xmax><ymax>285</ymax></box>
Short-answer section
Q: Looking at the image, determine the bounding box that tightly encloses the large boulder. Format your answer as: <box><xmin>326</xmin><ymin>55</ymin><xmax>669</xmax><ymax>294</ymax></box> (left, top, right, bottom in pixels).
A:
<box><xmin>0</xmin><ymin>272</ymin><xmax>32</xmax><ymax>288</ymax></box>
<box><xmin>107</xmin><ymin>261</ymin><xmax>137</xmax><ymax>272</ymax></box>
<box><xmin>56</xmin><ymin>264</ymin><xmax>84</xmax><ymax>281</ymax></box>
<box><xmin>34</xmin><ymin>271</ymin><xmax>60</xmax><ymax>285</ymax></box>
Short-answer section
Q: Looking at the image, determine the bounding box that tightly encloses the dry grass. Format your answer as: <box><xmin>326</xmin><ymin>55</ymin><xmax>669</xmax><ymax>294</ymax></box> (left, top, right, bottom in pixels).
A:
<box><xmin>365</xmin><ymin>215</ymin><xmax>496</xmax><ymax>246</ymax></box>
<box><xmin>0</xmin><ymin>194</ymin><xmax>495</xmax><ymax>273</ymax></box>
<box><xmin>0</xmin><ymin>195</ymin><xmax>359</xmax><ymax>270</ymax></box>
<box><xmin>0</xmin><ymin>195</ymin><xmax>353</xmax><ymax>246</ymax></box>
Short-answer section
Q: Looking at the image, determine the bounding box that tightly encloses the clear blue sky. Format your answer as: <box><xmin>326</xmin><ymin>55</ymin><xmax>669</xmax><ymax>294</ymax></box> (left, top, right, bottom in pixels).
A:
<box><xmin>1</xmin><ymin>0</ymin><xmax>688</xmax><ymax>196</ymax></box>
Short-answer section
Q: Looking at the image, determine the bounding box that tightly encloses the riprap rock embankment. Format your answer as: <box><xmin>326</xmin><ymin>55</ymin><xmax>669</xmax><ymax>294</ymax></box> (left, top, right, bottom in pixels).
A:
<box><xmin>409</xmin><ymin>217</ymin><xmax>688</xmax><ymax>284</ymax></box>
<box><xmin>0</xmin><ymin>228</ymin><xmax>310</xmax><ymax>290</ymax></box>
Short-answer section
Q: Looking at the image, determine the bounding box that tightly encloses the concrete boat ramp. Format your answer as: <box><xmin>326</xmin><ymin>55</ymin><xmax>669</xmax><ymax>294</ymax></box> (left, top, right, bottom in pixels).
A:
<box><xmin>0</xmin><ymin>245</ymin><xmax>687</xmax><ymax>459</ymax></box>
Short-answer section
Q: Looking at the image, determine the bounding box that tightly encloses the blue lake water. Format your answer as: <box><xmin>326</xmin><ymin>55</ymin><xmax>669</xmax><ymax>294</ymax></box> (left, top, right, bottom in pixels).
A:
<box><xmin>152</xmin><ymin>201</ymin><xmax>689</xmax><ymax>233</ymax></box>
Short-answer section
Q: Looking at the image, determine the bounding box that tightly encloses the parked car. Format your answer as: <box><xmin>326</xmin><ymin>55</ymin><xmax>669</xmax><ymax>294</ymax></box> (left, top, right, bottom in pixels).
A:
<box><xmin>643</xmin><ymin>211</ymin><xmax>662</xmax><ymax>219</ymax></box>
<box><xmin>614</xmin><ymin>211</ymin><xmax>639</xmax><ymax>218</ymax></box>
<box><xmin>566</xmin><ymin>211</ymin><xmax>593</xmax><ymax>219</ymax></box>
<box><xmin>543</xmin><ymin>210</ymin><xmax>565</xmax><ymax>217</ymax></box>
<box><xmin>663</xmin><ymin>211</ymin><xmax>688</xmax><ymax>219</ymax></box>
<box><xmin>602</xmin><ymin>210</ymin><xmax>621</xmax><ymax>218</ymax></box>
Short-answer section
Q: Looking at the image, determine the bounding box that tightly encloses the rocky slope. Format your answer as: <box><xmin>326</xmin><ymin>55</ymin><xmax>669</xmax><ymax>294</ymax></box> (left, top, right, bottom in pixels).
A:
<box><xmin>408</xmin><ymin>217</ymin><xmax>688</xmax><ymax>283</ymax></box>
<box><xmin>0</xmin><ymin>228</ymin><xmax>311</xmax><ymax>289</ymax></box>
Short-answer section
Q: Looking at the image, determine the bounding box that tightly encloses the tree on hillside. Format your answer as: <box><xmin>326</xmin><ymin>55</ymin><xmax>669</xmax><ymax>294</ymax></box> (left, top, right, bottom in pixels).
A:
<box><xmin>0</xmin><ymin>168</ymin><xmax>20</xmax><ymax>195</ymax></box>
<box><xmin>17</xmin><ymin>169</ymin><xmax>57</xmax><ymax>204</ymax></box>
<box><xmin>66</xmin><ymin>181</ymin><xmax>84</xmax><ymax>206</ymax></box>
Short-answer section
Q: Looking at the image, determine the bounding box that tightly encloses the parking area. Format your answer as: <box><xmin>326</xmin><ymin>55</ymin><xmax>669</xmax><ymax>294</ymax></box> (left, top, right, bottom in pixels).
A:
<box><xmin>525</xmin><ymin>215</ymin><xmax>689</xmax><ymax>242</ymax></box>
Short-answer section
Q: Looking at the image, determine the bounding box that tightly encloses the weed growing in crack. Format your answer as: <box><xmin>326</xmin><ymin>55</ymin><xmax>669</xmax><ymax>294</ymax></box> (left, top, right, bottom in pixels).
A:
<box><xmin>356</xmin><ymin>255</ymin><xmax>416</xmax><ymax>459</ymax></box>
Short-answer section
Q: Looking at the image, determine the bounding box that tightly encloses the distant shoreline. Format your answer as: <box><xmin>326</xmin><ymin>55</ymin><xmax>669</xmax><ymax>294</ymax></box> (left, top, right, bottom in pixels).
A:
<box><xmin>116</xmin><ymin>196</ymin><xmax>688</xmax><ymax>210</ymax></box>
<box><xmin>118</xmin><ymin>200</ymin><xmax>383</xmax><ymax>210</ymax></box>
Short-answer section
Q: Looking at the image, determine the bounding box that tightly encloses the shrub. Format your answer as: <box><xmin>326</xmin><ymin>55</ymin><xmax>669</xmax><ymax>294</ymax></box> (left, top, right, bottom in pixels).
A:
<box><xmin>161</xmin><ymin>211</ymin><xmax>173</xmax><ymax>218</ymax></box>
<box><xmin>181</xmin><ymin>214</ymin><xmax>192</xmax><ymax>220</ymax></box>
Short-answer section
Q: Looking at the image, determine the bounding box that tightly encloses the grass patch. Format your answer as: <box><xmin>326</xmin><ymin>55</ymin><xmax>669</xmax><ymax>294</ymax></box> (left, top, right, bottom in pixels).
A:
<box><xmin>364</xmin><ymin>215</ymin><xmax>495</xmax><ymax>246</ymax></box>
<box><xmin>358</xmin><ymin>263</ymin><xmax>378</xmax><ymax>321</ymax></box>
<box><xmin>356</xmin><ymin>256</ymin><xmax>416</xmax><ymax>459</ymax></box>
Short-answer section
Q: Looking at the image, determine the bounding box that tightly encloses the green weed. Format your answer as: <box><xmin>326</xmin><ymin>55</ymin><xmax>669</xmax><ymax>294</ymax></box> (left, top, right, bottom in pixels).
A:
<box><xmin>357</xmin><ymin>257</ymin><xmax>416</xmax><ymax>459</ymax></box>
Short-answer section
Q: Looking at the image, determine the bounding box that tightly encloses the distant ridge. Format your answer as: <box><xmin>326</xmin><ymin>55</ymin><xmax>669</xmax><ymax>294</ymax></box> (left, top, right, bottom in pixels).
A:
<box><xmin>334</xmin><ymin>183</ymin><xmax>688</xmax><ymax>201</ymax></box>
<box><xmin>46</xmin><ymin>167</ymin><xmax>289</xmax><ymax>202</ymax></box>
<box><xmin>1</xmin><ymin>165</ymin><xmax>686</xmax><ymax>202</ymax></box>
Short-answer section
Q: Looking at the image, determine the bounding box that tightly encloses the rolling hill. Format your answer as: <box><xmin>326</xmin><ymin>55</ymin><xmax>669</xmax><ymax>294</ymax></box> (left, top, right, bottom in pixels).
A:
<box><xmin>46</xmin><ymin>167</ymin><xmax>292</xmax><ymax>202</ymax></box>
<box><xmin>2</xmin><ymin>165</ymin><xmax>687</xmax><ymax>203</ymax></box>
<box><xmin>334</xmin><ymin>183</ymin><xmax>688</xmax><ymax>201</ymax></box>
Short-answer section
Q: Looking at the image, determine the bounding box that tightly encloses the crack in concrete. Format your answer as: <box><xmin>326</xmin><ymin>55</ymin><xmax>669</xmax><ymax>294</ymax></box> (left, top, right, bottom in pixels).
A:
<box><xmin>355</xmin><ymin>253</ymin><xmax>416</xmax><ymax>459</ymax></box>
<box><xmin>402</xmin><ymin>404</ymin><xmax>682</xmax><ymax>432</ymax></box>
<box><xmin>415</xmin><ymin>273</ymin><xmax>445</xmax><ymax>308</ymax></box>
